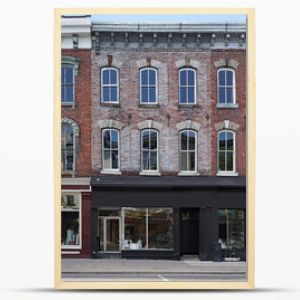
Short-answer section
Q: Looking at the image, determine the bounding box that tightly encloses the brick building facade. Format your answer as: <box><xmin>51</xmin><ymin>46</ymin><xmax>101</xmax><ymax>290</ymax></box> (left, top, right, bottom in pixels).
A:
<box><xmin>60</xmin><ymin>15</ymin><xmax>247</xmax><ymax>261</ymax></box>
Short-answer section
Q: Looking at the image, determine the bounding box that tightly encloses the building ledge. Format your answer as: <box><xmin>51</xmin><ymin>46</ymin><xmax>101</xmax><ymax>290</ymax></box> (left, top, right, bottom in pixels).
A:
<box><xmin>101</xmin><ymin>170</ymin><xmax>122</xmax><ymax>175</ymax></box>
<box><xmin>217</xmin><ymin>172</ymin><xmax>239</xmax><ymax>176</ymax></box>
<box><xmin>216</xmin><ymin>103</ymin><xmax>239</xmax><ymax>109</ymax></box>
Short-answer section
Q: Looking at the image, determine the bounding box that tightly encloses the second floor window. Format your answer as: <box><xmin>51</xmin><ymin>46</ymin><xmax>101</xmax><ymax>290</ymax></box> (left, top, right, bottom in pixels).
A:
<box><xmin>141</xmin><ymin>129</ymin><xmax>158</xmax><ymax>172</ymax></box>
<box><xmin>180</xmin><ymin>130</ymin><xmax>197</xmax><ymax>172</ymax></box>
<box><xmin>179</xmin><ymin>68</ymin><xmax>196</xmax><ymax>104</ymax></box>
<box><xmin>102</xmin><ymin>129</ymin><xmax>120</xmax><ymax>170</ymax></box>
<box><xmin>218</xmin><ymin>130</ymin><xmax>235</xmax><ymax>173</ymax></box>
<box><xmin>61</xmin><ymin>122</ymin><xmax>75</xmax><ymax>171</ymax></box>
<box><xmin>140</xmin><ymin>68</ymin><xmax>157</xmax><ymax>104</ymax></box>
<box><xmin>61</xmin><ymin>64</ymin><xmax>74</xmax><ymax>103</ymax></box>
<box><xmin>101</xmin><ymin>68</ymin><xmax>119</xmax><ymax>103</ymax></box>
<box><xmin>217</xmin><ymin>68</ymin><xmax>236</xmax><ymax>104</ymax></box>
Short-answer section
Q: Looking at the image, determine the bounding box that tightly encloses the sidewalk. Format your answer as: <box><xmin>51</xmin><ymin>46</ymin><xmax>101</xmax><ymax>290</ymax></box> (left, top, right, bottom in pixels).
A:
<box><xmin>62</xmin><ymin>258</ymin><xmax>246</xmax><ymax>274</ymax></box>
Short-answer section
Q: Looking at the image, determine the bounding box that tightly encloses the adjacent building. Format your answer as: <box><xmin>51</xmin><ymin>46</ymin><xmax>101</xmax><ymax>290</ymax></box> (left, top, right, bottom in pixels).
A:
<box><xmin>61</xmin><ymin>15</ymin><xmax>247</xmax><ymax>261</ymax></box>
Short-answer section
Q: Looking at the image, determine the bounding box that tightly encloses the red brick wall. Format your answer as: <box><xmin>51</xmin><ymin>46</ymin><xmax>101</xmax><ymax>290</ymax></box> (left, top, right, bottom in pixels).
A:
<box><xmin>210</xmin><ymin>50</ymin><xmax>246</xmax><ymax>176</ymax></box>
<box><xmin>61</xmin><ymin>49</ymin><xmax>92</xmax><ymax>177</ymax></box>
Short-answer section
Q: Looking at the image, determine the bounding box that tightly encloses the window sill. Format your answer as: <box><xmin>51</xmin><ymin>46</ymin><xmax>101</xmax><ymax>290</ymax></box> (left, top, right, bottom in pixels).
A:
<box><xmin>61</xmin><ymin>170</ymin><xmax>76</xmax><ymax>177</ymax></box>
<box><xmin>216</xmin><ymin>103</ymin><xmax>239</xmax><ymax>109</ymax></box>
<box><xmin>178</xmin><ymin>171</ymin><xmax>200</xmax><ymax>176</ymax></box>
<box><xmin>139</xmin><ymin>103</ymin><xmax>159</xmax><ymax>108</ymax></box>
<box><xmin>100</xmin><ymin>102</ymin><xmax>120</xmax><ymax>108</ymax></box>
<box><xmin>62</xmin><ymin>102</ymin><xmax>76</xmax><ymax>108</ymax></box>
<box><xmin>61</xmin><ymin>251</ymin><xmax>80</xmax><ymax>254</ymax></box>
<box><xmin>178</xmin><ymin>103</ymin><xmax>198</xmax><ymax>108</ymax></box>
<box><xmin>61</xmin><ymin>246</ymin><xmax>82</xmax><ymax>250</ymax></box>
<box><xmin>217</xmin><ymin>171</ymin><xmax>239</xmax><ymax>176</ymax></box>
<box><xmin>139</xmin><ymin>171</ymin><xmax>161</xmax><ymax>176</ymax></box>
<box><xmin>101</xmin><ymin>170</ymin><xmax>122</xmax><ymax>175</ymax></box>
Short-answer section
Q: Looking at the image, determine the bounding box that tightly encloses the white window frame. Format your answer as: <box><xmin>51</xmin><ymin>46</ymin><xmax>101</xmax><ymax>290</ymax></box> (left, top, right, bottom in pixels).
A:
<box><xmin>179</xmin><ymin>68</ymin><xmax>197</xmax><ymax>105</ymax></box>
<box><xmin>101</xmin><ymin>128</ymin><xmax>120</xmax><ymax>173</ymax></box>
<box><xmin>217</xmin><ymin>68</ymin><xmax>236</xmax><ymax>106</ymax></box>
<box><xmin>139</xmin><ymin>67</ymin><xmax>158</xmax><ymax>104</ymax></box>
<box><xmin>61</xmin><ymin>63</ymin><xmax>75</xmax><ymax>104</ymax></box>
<box><xmin>101</xmin><ymin>67</ymin><xmax>119</xmax><ymax>103</ymax></box>
<box><xmin>61</xmin><ymin>193</ymin><xmax>82</xmax><ymax>250</ymax></box>
<box><xmin>140</xmin><ymin>129</ymin><xmax>160</xmax><ymax>175</ymax></box>
<box><xmin>61</xmin><ymin>122</ymin><xmax>75</xmax><ymax>172</ymax></box>
<box><xmin>179</xmin><ymin>130</ymin><xmax>198</xmax><ymax>174</ymax></box>
<box><xmin>217</xmin><ymin>130</ymin><xmax>237</xmax><ymax>176</ymax></box>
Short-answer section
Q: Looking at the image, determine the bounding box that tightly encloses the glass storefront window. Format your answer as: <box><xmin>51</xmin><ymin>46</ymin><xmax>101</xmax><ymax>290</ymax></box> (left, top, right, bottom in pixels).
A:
<box><xmin>218</xmin><ymin>209</ymin><xmax>245</xmax><ymax>250</ymax></box>
<box><xmin>61</xmin><ymin>194</ymin><xmax>81</xmax><ymax>248</ymax></box>
<box><xmin>123</xmin><ymin>207</ymin><xmax>174</xmax><ymax>250</ymax></box>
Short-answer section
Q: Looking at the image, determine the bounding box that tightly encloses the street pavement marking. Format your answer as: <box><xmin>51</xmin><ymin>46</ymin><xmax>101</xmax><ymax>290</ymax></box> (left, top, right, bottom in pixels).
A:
<box><xmin>158</xmin><ymin>275</ymin><xmax>168</xmax><ymax>282</ymax></box>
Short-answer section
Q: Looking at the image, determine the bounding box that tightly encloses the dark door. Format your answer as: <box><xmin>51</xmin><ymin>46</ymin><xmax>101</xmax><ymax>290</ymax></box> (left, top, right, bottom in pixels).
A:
<box><xmin>180</xmin><ymin>208</ymin><xmax>199</xmax><ymax>254</ymax></box>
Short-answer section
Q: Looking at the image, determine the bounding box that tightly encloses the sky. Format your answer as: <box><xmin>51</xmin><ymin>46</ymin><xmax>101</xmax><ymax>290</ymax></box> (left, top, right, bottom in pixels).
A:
<box><xmin>92</xmin><ymin>14</ymin><xmax>246</xmax><ymax>23</ymax></box>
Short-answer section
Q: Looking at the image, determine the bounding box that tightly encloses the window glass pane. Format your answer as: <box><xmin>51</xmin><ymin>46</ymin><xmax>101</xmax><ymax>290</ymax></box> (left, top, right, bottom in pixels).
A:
<box><xmin>180</xmin><ymin>152</ymin><xmax>187</xmax><ymax>171</ymax></box>
<box><xmin>111</xmin><ymin>150</ymin><xmax>119</xmax><ymax>169</ymax></box>
<box><xmin>218</xmin><ymin>209</ymin><xmax>245</xmax><ymax>250</ymax></box>
<box><xmin>148</xmin><ymin>87</ymin><xmax>156</xmax><ymax>102</ymax></box>
<box><xmin>103</xmin><ymin>130</ymin><xmax>111</xmax><ymax>149</ymax></box>
<box><xmin>188</xmin><ymin>131</ymin><xmax>196</xmax><ymax>150</ymax></box>
<box><xmin>187</xmin><ymin>87</ymin><xmax>195</xmax><ymax>103</ymax></box>
<box><xmin>61</xmin><ymin>67</ymin><xmax>65</xmax><ymax>84</ymax></box>
<box><xmin>218</xmin><ymin>87</ymin><xmax>225</xmax><ymax>103</ymax></box>
<box><xmin>103</xmin><ymin>150</ymin><xmax>111</xmax><ymax>169</ymax></box>
<box><xmin>226</xmin><ymin>152</ymin><xmax>234</xmax><ymax>171</ymax></box>
<box><xmin>141</xmin><ymin>69</ymin><xmax>148</xmax><ymax>85</ymax></box>
<box><xmin>226</xmin><ymin>132</ymin><xmax>234</xmax><ymax>150</ymax></box>
<box><xmin>218</xmin><ymin>151</ymin><xmax>225</xmax><ymax>171</ymax></box>
<box><xmin>102</xmin><ymin>87</ymin><xmax>110</xmax><ymax>102</ymax></box>
<box><xmin>61</xmin><ymin>195</ymin><xmax>79</xmax><ymax>209</ymax></box>
<box><xmin>150</xmin><ymin>151</ymin><xmax>158</xmax><ymax>170</ymax></box>
<box><xmin>142</xmin><ymin>150</ymin><xmax>150</xmax><ymax>170</ymax></box>
<box><xmin>110</xmin><ymin>87</ymin><xmax>118</xmax><ymax>102</ymax></box>
<box><xmin>111</xmin><ymin>130</ymin><xmax>119</xmax><ymax>149</ymax></box>
<box><xmin>102</xmin><ymin>70</ymin><xmax>109</xmax><ymax>84</ymax></box>
<box><xmin>61</xmin><ymin>86</ymin><xmax>65</xmax><ymax>101</ymax></box>
<box><xmin>110</xmin><ymin>69</ymin><xmax>117</xmax><ymax>84</ymax></box>
<box><xmin>142</xmin><ymin>131</ymin><xmax>149</xmax><ymax>149</ymax></box>
<box><xmin>65</xmin><ymin>67</ymin><xmax>73</xmax><ymax>84</ymax></box>
<box><xmin>180</xmin><ymin>70</ymin><xmax>187</xmax><ymax>85</ymax></box>
<box><xmin>180</xmin><ymin>87</ymin><xmax>187</xmax><ymax>103</ymax></box>
<box><xmin>148</xmin><ymin>69</ymin><xmax>156</xmax><ymax>85</ymax></box>
<box><xmin>65</xmin><ymin>86</ymin><xmax>73</xmax><ymax>102</ymax></box>
<box><xmin>149</xmin><ymin>131</ymin><xmax>157</xmax><ymax>149</ymax></box>
<box><xmin>61</xmin><ymin>211</ymin><xmax>80</xmax><ymax>245</ymax></box>
<box><xmin>226</xmin><ymin>87</ymin><xmax>234</xmax><ymax>103</ymax></box>
<box><xmin>218</xmin><ymin>132</ymin><xmax>226</xmax><ymax>150</ymax></box>
<box><xmin>226</xmin><ymin>70</ymin><xmax>233</xmax><ymax>85</ymax></box>
<box><xmin>148</xmin><ymin>208</ymin><xmax>174</xmax><ymax>249</ymax></box>
<box><xmin>187</xmin><ymin>70</ymin><xmax>195</xmax><ymax>85</ymax></box>
<box><xmin>141</xmin><ymin>87</ymin><xmax>148</xmax><ymax>102</ymax></box>
<box><xmin>124</xmin><ymin>208</ymin><xmax>147</xmax><ymax>249</ymax></box>
<box><xmin>181</xmin><ymin>131</ymin><xmax>188</xmax><ymax>150</ymax></box>
<box><xmin>218</xmin><ymin>70</ymin><xmax>225</xmax><ymax>85</ymax></box>
<box><xmin>187</xmin><ymin>152</ymin><xmax>196</xmax><ymax>171</ymax></box>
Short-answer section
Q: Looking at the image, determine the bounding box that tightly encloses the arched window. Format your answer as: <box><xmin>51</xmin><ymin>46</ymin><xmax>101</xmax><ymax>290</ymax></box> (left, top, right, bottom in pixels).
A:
<box><xmin>101</xmin><ymin>67</ymin><xmax>119</xmax><ymax>103</ymax></box>
<box><xmin>61</xmin><ymin>63</ymin><xmax>74</xmax><ymax>103</ymax></box>
<box><xmin>179</xmin><ymin>68</ymin><xmax>196</xmax><ymax>104</ymax></box>
<box><xmin>218</xmin><ymin>130</ymin><xmax>236</xmax><ymax>173</ymax></box>
<box><xmin>61</xmin><ymin>122</ymin><xmax>75</xmax><ymax>171</ymax></box>
<box><xmin>179</xmin><ymin>130</ymin><xmax>197</xmax><ymax>172</ymax></box>
<box><xmin>140</xmin><ymin>67</ymin><xmax>158</xmax><ymax>104</ymax></box>
<box><xmin>141</xmin><ymin>129</ymin><xmax>158</xmax><ymax>172</ymax></box>
<box><xmin>217</xmin><ymin>68</ymin><xmax>236</xmax><ymax>104</ymax></box>
<box><xmin>102</xmin><ymin>129</ymin><xmax>120</xmax><ymax>170</ymax></box>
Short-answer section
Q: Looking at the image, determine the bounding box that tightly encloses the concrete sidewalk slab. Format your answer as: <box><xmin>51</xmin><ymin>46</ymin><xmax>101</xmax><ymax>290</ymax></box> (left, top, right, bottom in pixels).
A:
<box><xmin>62</xmin><ymin>258</ymin><xmax>246</xmax><ymax>274</ymax></box>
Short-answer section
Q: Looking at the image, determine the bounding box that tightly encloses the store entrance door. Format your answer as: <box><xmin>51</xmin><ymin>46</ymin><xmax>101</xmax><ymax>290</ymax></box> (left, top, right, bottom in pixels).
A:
<box><xmin>180</xmin><ymin>208</ymin><xmax>199</xmax><ymax>255</ymax></box>
<box><xmin>99</xmin><ymin>217</ymin><xmax>121</xmax><ymax>253</ymax></box>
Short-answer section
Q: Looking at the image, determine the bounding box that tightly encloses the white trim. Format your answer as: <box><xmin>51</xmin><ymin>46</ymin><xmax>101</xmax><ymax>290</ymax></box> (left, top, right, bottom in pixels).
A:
<box><xmin>139</xmin><ymin>67</ymin><xmax>158</xmax><ymax>104</ymax></box>
<box><xmin>178</xmin><ymin>68</ymin><xmax>197</xmax><ymax>105</ymax></box>
<box><xmin>178</xmin><ymin>171</ymin><xmax>200</xmax><ymax>176</ymax></box>
<box><xmin>61</xmin><ymin>177</ymin><xmax>91</xmax><ymax>185</ymax></box>
<box><xmin>179</xmin><ymin>130</ymin><xmax>198</xmax><ymax>173</ymax></box>
<box><xmin>100</xmin><ymin>67</ymin><xmax>119</xmax><ymax>104</ymax></box>
<box><xmin>61</xmin><ymin>251</ymin><xmax>80</xmax><ymax>254</ymax></box>
<box><xmin>61</xmin><ymin>192</ymin><xmax>82</xmax><ymax>250</ymax></box>
<box><xmin>61</xmin><ymin>188</ymin><xmax>91</xmax><ymax>192</ymax></box>
<box><xmin>61</xmin><ymin>62</ymin><xmax>76</xmax><ymax>104</ymax></box>
<box><xmin>217</xmin><ymin>130</ymin><xmax>236</xmax><ymax>173</ymax></box>
<box><xmin>140</xmin><ymin>129</ymin><xmax>159</xmax><ymax>173</ymax></box>
<box><xmin>101</xmin><ymin>128</ymin><xmax>121</xmax><ymax>172</ymax></box>
<box><xmin>217</xmin><ymin>68</ymin><xmax>236</xmax><ymax>105</ymax></box>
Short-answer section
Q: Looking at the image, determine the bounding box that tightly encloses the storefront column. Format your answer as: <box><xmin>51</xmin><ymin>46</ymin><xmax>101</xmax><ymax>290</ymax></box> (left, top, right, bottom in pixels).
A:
<box><xmin>91</xmin><ymin>207</ymin><xmax>98</xmax><ymax>258</ymax></box>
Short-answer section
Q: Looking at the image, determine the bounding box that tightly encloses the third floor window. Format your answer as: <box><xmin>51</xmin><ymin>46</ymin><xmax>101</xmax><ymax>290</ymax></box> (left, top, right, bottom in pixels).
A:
<box><xmin>101</xmin><ymin>67</ymin><xmax>119</xmax><ymax>103</ymax></box>
<box><xmin>140</xmin><ymin>68</ymin><xmax>158</xmax><ymax>104</ymax></box>
<box><xmin>179</xmin><ymin>68</ymin><xmax>196</xmax><ymax>104</ymax></box>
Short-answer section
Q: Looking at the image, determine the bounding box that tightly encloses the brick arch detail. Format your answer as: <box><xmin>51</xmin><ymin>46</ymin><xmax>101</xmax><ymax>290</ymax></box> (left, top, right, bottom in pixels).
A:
<box><xmin>98</xmin><ymin>119</ymin><xmax>125</xmax><ymax>131</ymax></box>
<box><xmin>215</xmin><ymin>120</ymin><xmax>240</xmax><ymax>131</ymax></box>
<box><xmin>214</xmin><ymin>58</ymin><xmax>239</xmax><ymax>69</ymax></box>
<box><xmin>137</xmin><ymin>120</ymin><xmax>163</xmax><ymax>130</ymax></box>
<box><xmin>176</xmin><ymin>120</ymin><xmax>200</xmax><ymax>131</ymax></box>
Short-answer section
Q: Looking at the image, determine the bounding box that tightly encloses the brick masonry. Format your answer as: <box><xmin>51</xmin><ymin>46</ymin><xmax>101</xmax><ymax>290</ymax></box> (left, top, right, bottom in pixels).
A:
<box><xmin>61</xmin><ymin>49</ymin><xmax>92</xmax><ymax>177</ymax></box>
<box><xmin>91</xmin><ymin>49</ymin><xmax>212</xmax><ymax>175</ymax></box>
